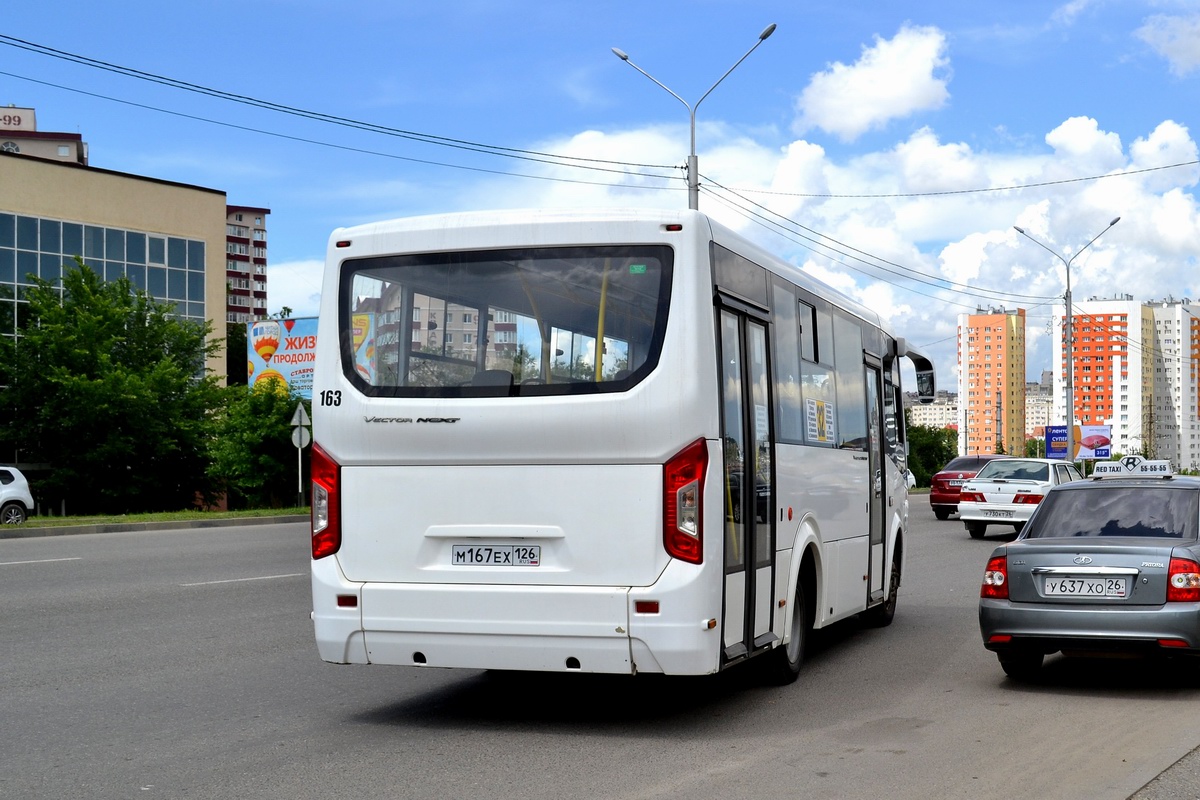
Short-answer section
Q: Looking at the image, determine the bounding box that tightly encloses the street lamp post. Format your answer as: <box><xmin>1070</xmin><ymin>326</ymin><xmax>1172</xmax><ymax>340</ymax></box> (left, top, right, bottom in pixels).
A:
<box><xmin>1013</xmin><ymin>217</ymin><xmax>1121</xmax><ymax>462</ymax></box>
<box><xmin>612</xmin><ymin>23</ymin><xmax>776</xmax><ymax>210</ymax></box>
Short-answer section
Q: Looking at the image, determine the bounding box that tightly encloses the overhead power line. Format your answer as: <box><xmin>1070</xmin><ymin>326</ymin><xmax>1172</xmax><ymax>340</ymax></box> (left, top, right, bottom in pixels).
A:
<box><xmin>0</xmin><ymin>34</ymin><xmax>679</xmax><ymax>175</ymax></box>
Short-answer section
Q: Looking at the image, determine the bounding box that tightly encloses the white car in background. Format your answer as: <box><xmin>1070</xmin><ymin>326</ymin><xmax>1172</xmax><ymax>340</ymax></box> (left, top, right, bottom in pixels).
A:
<box><xmin>0</xmin><ymin>465</ymin><xmax>35</xmax><ymax>524</ymax></box>
<box><xmin>959</xmin><ymin>458</ymin><xmax>1084</xmax><ymax>539</ymax></box>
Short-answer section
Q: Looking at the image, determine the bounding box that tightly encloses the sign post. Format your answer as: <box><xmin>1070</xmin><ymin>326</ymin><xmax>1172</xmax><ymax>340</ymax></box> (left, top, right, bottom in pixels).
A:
<box><xmin>291</xmin><ymin>403</ymin><xmax>312</xmax><ymax>507</ymax></box>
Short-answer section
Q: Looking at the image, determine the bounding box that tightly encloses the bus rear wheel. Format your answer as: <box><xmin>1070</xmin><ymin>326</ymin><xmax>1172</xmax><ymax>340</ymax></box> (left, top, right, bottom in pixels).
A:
<box><xmin>765</xmin><ymin>579</ymin><xmax>809</xmax><ymax>685</ymax></box>
<box><xmin>862</xmin><ymin>546</ymin><xmax>901</xmax><ymax>627</ymax></box>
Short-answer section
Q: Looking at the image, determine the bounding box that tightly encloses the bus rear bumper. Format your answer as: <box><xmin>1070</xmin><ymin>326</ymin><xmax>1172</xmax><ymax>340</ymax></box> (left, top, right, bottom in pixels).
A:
<box><xmin>312</xmin><ymin>557</ymin><xmax>720</xmax><ymax>675</ymax></box>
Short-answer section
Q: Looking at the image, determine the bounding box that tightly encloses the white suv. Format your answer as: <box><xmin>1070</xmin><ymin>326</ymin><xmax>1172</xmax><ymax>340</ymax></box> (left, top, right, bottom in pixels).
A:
<box><xmin>0</xmin><ymin>466</ymin><xmax>35</xmax><ymax>524</ymax></box>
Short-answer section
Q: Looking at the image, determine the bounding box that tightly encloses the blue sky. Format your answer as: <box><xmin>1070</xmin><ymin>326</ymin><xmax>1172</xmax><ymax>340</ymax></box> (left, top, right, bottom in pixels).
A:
<box><xmin>3</xmin><ymin>0</ymin><xmax>1199</xmax><ymax>386</ymax></box>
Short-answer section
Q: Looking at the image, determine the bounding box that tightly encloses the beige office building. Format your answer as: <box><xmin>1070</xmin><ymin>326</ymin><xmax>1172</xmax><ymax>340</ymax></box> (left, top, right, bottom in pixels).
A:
<box><xmin>0</xmin><ymin>149</ymin><xmax>228</xmax><ymax>380</ymax></box>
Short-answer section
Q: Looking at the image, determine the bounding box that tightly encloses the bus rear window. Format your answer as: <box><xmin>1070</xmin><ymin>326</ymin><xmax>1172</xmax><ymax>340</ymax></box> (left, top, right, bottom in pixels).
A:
<box><xmin>339</xmin><ymin>245</ymin><xmax>672</xmax><ymax>397</ymax></box>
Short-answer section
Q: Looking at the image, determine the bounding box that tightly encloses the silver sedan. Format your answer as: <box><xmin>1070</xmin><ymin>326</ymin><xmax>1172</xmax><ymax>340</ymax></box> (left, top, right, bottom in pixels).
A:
<box><xmin>978</xmin><ymin>459</ymin><xmax>1200</xmax><ymax>680</ymax></box>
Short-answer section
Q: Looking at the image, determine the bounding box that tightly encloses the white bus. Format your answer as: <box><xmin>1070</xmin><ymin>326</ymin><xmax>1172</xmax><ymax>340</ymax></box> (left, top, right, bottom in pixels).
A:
<box><xmin>310</xmin><ymin>208</ymin><xmax>935</xmax><ymax>682</ymax></box>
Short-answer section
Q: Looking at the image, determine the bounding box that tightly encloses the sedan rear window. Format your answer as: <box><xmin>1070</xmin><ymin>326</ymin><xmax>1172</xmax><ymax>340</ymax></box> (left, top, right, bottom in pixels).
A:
<box><xmin>1025</xmin><ymin>486</ymin><xmax>1199</xmax><ymax>540</ymax></box>
<box><xmin>975</xmin><ymin>460</ymin><xmax>1049</xmax><ymax>482</ymax></box>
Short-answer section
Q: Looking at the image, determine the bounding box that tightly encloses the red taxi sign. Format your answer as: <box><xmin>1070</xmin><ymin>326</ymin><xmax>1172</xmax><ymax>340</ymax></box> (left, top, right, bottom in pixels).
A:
<box><xmin>1092</xmin><ymin>456</ymin><xmax>1173</xmax><ymax>478</ymax></box>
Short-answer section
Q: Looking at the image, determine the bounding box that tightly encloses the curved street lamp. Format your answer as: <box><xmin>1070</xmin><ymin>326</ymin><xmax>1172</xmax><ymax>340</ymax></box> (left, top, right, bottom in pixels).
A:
<box><xmin>1013</xmin><ymin>217</ymin><xmax>1121</xmax><ymax>462</ymax></box>
<box><xmin>612</xmin><ymin>23</ymin><xmax>776</xmax><ymax>210</ymax></box>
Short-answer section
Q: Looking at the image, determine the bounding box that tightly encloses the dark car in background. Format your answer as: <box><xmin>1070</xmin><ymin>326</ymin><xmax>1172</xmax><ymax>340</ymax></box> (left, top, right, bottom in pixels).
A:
<box><xmin>929</xmin><ymin>454</ymin><xmax>1010</xmax><ymax>520</ymax></box>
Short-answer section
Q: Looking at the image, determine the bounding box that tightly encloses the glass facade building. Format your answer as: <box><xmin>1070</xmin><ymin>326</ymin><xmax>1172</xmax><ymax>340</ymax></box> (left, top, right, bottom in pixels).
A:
<box><xmin>0</xmin><ymin>212</ymin><xmax>206</xmax><ymax>338</ymax></box>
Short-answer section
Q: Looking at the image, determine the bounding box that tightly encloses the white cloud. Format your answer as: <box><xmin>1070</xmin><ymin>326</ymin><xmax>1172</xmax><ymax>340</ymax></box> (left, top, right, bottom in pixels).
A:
<box><xmin>1051</xmin><ymin>0</ymin><xmax>1098</xmax><ymax>27</ymax></box>
<box><xmin>430</xmin><ymin>92</ymin><xmax>1200</xmax><ymax>391</ymax></box>
<box><xmin>267</xmin><ymin>259</ymin><xmax>324</xmax><ymax>318</ymax></box>
<box><xmin>793</xmin><ymin>25</ymin><xmax>951</xmax><ymax>142</ymax></box>
<box><xmin>1044</xmin><ymin>117</ymin><xmax>1125</xmax><ymax>172</ymax></box>
<box><xmin>1136</xmin><ymin>14</ymin><xmax>1200</xmax><ymax>76</ymax></box>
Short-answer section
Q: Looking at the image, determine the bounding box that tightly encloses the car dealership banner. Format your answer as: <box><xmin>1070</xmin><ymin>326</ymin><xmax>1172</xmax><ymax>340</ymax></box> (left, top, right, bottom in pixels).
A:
<box><xmin>1046</xmin><ymin>424</ymin><xmax>1111</xmax><ymax>461</ymax></box>
<box><xmin>247</xmin><ymin>317</ymin><xmax>317</xmax><ymax>400</ymax></box>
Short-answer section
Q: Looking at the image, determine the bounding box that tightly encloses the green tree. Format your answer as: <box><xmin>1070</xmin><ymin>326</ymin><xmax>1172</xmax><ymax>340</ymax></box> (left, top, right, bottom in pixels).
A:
<box><xmin>905</xmin><ymin>414</ymin><xmax>957</xmax><ymax>488</ymax></box>
<box><xmin>207</xmin><ymin>383</ymin><xmax>306</xmax><ymax>509</ymax></box>
<box><xmin>0</xmin><ymin>259</ymin><xmax>221</xmax><ymax>514</ymax></box>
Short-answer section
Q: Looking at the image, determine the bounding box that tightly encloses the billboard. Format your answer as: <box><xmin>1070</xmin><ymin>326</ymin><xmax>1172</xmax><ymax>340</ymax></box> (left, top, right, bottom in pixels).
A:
<box><xmin>1045</xmin><ymin>424</ymin><xmax>1112</xmax><ymax>461</ymax></box>
<box><xmin>247</xmin><ymin>317</ymin><xmax>317</xmax><ymax>399</ymax></box>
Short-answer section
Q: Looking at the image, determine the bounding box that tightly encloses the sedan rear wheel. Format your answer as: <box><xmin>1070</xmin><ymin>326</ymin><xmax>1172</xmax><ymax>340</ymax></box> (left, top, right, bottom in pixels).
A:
<box><xmin>933</xmin><ymin>508</ymin><xmax>950</xmax><ymax>521</ymax></box>
<box><xmin>966</xmin><ymin>521</ymin><xmax>987</xmax><ymax>539</ymax></box>
<box><xmin>998</xmin><ymin>650</ymin><xmax>1044</xmax><ymax>681</ymax></box>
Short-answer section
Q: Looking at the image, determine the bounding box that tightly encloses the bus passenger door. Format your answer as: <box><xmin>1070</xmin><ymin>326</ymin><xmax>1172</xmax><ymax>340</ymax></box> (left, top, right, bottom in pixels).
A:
<box><xmin>865</xmin><ymin>363</ymin><xmax>886</xmax><ymax>602</ymax></box>
<box><xmin>717</xmin><ymin>308</ymin><xmax>775</xmax><ymax>662</ymax></box>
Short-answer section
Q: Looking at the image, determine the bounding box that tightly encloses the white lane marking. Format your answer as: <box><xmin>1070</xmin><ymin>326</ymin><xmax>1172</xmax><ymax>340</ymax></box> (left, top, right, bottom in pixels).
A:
<box><xmin>180</xmin><ymin>572</ymin><xmax>305</xmax><ymax>587</ymax></box>
<box><xmin>0</xmin><ymin>557</ymin><xmax>83</xmax><ymax>566</ymax></box>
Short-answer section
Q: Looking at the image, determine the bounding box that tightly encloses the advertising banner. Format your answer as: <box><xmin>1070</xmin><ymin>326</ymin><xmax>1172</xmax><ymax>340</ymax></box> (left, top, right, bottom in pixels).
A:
<box><xmin>1045</xmin><ymin>425</ymin><xmax>1068</xmax><ymax>460</ymax></box>
<box><xmin>247</xmin><ymin>317</ymin><xmax>318</xmax><ymax>399</ymax></box>
<box><xmin>1078</xmin><ymin>425</ymin><xmax>1112</xmax><ymax>460</ymax></box>
<box><xmin>1044</xmin><ymin>424</ymin><xmax>1112</xmax><ymax>461</ymax></box>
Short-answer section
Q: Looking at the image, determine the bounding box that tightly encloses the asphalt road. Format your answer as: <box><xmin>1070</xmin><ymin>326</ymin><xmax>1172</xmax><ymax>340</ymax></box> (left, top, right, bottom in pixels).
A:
<box><xmin>4</xmin><ymin>507</ymin><xmax>1200</xmax><ymax>799</ymax></box>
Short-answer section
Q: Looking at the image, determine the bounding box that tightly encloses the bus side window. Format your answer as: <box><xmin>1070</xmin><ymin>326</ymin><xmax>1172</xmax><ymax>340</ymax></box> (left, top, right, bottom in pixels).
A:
<box><xmin>798</xmin><ymin>300</ymin><xmax>815</xmax><ymax>362</ymax></box>
<box><xmin>772</xmin><ymin>282</ymin><xmax>803</xmax><ymax>443</ymax></box>
<box><xmin>832</xmin><ymin>312</ymin><xmax>866</xmax><ymax>451</ymax></box>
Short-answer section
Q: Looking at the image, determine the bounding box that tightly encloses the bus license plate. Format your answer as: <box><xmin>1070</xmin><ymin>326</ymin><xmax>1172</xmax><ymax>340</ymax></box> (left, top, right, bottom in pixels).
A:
<box><xmin>1044</xmin><ymin>577</ymin><xmax>1127</xmax><ymax>598</ymax></box>
<box><xmin>452</xmin><ymin>545</ymin><xmax>541</xmax><ymax>567</ymax></box>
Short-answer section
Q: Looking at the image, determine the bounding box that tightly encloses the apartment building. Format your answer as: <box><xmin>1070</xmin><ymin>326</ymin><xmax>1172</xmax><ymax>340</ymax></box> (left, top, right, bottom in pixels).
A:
<box><xmin>1149</xmin><ymin>298</ymin><xmax>1200</xmax><ymax>469</ymax></box>
<box><xmin>1054</xmin><ymin>295</ymin><xmax>1153</xmax><ymax>461</ymax></box>
<box><xmin>957</xmin><ymin>307</ymin><xmax>1026</xmax><ymax>455</ymax></box>
<box><xmin>226</xmin><ymin>206</ymin><xmax>270</xmax><ymax>324</ymax></box>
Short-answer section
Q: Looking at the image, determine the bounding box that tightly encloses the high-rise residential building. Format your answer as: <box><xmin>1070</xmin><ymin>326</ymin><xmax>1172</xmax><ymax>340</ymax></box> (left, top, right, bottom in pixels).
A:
<box><xmin>957</xmin><ymin>307</ymin><xmax>1026</xmax><ymax>456</ymax></box>
<box><xmin>1054</xmin><ymin>295</ymin><xmax>1153</xmax><ymax>460</ymax></box>
<box><xmin>907</xmin><ymin>396</ymin><xmax>958</xmax><ymax>429</ymax></box>
<box><xmin>1149</xmin><ymin>298</ymin><xmax>1200</xmax><ymax>469</ymax></box>
<box><xmin>225</xmin><ymin>206</ymin><xmax>270</xmax><ymax>323</ymax></box>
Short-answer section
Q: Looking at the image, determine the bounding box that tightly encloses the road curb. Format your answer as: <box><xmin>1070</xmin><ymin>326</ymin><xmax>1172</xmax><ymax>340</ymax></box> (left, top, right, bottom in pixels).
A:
<box><xmin>1</xmin><ymin>514</ymin><xmax>310</xmax><ymax>539</ymax></box>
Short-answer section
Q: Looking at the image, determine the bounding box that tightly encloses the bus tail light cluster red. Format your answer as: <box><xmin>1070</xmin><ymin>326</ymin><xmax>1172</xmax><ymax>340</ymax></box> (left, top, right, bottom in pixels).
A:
<box><xmin>663</xmin><ymin>439</ymin><xmax>708</xmax><ymax>565</ymax></box>
<box><xmin>311</xmin><ymin>442</ymin><xmax>342</xmax><ymax>559</ymax></box>
<box><xmin>981</xmin><ymin>555</ymin><xmax>1008</xmax><ymax>599</ymax></box>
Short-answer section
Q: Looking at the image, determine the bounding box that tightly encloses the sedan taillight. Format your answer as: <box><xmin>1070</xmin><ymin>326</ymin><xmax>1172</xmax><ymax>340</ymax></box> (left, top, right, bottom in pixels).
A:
<box><xmin>1167</xmin><ymin>557</ymin><xmax>1200</xmax><ymax>602</ymax></box>
<box><xmin>1013</xmin><ymin>493</ymin><xmax>1043</xmax><ymax>505</ymax></box>
<box><xmin>981</xmin><ymin>555</ymin><xmax>1009</xmax><ymax>599</ymax></box>
<box><xmin>960</xmin><ymin>490</ymin><xmax>985</xmax><ymax>503</ymax></box>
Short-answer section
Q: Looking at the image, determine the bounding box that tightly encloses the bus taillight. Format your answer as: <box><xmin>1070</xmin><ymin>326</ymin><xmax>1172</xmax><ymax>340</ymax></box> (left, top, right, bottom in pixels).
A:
<box><xmin>311</xmin><ymin>442</ymin><xmax>342</xmax><ymax>559</ymax></box>
<box><xmin>664</xmin><ymin>439</ymin><xmax>708</xmax><ymax>565</ymax></box>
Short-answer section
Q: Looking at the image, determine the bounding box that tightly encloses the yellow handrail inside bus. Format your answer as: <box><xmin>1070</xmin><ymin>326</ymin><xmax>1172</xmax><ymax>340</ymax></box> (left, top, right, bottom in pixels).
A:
<box><xmin>595</xmin><ymin>258</ymin><xmax>611</xmax><ymax>382</ymax></box>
